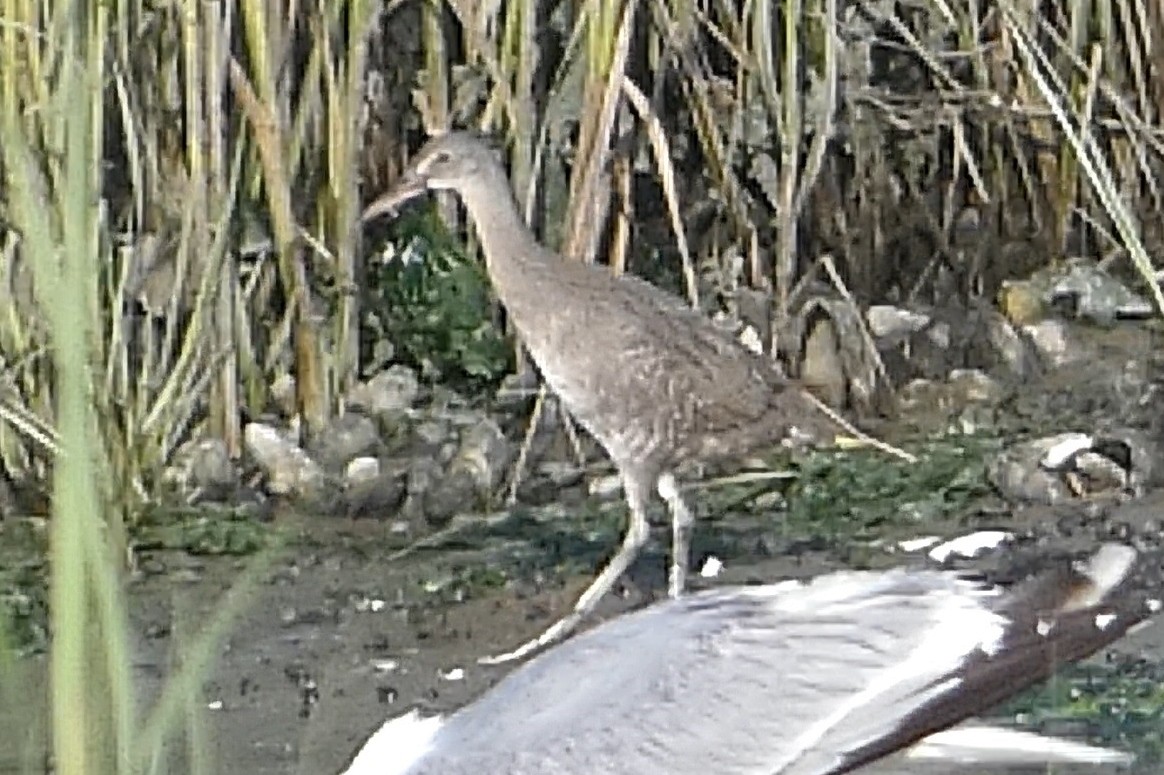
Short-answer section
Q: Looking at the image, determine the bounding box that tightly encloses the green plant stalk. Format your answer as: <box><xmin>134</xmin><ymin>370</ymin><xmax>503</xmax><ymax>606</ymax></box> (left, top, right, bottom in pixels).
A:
<box><xmin>421</xmin><ymin>0</ymin><xmax>449</xmax><ymax>132</ymax></box>
<box><xmin>502</xmin><ymin>0</ymin><xmax>535</xmax><ymax>213</ymax></box>
<box><xmin>1002</xmin><ymin>0</ymin><xmax>1164</xmax><ymax>316</ymax></box>
<box><xmin>237</xmin><ymin>0</ymin><xmax>327</xmax><ymax>437</ymax></box>
<box><xmin>776</xmin><ymin>0</ymin><xmax>802</xmax><ymax>309</ymax></box>
<box><xmin>49</xmin><ymin>10</ymin><xmax>101</xmax><ymax>775</ymax></box>
<box><xmin>331</xmin><ymin>0</ymin><xmax>377</xmax><ymax>397</ymax></box>
<box><xmin>82</xmin><ymin>7</ymin><xmax>138</xmax><ymax>767</ymax></box>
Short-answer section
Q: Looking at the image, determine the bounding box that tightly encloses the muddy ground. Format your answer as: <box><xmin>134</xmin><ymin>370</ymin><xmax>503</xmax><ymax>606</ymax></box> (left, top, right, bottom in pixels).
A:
<box><xmin>3</xmin><ymin>495</ymin><xmax>1164</xmax><ymax>775</ymax></box>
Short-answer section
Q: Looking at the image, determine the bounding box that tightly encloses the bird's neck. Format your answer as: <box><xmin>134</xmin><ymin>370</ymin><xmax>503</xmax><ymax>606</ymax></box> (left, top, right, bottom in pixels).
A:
<box><xmin>455</xmin><ymin>174</ymin><xmax>556</xmax><ymax>301</ymax></box>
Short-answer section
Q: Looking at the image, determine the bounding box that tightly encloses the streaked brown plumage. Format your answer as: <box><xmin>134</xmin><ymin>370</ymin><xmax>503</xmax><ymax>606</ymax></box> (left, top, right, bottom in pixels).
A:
<box><xmin>362</xmin><ymin>132</ymin><xmax>841</xmax><ymax>662</ymax></box>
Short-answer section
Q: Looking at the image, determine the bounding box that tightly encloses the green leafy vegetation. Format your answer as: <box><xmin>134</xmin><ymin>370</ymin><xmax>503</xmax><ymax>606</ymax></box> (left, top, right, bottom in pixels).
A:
<box><xmin>0</xmin><ymin>558</ymin><xmax>49</xmax><ymax>656</ymax></box>
<box><xmin>1001</xmin><ymin>659</ymin><xmax>1164</xmax><ymax>765</ymax></box>
<box><xmin>784</xmin><ymin>436</ymin><xmax>1001</xmax><ymax>538</ymax></box>
<box><xmin>135</xmin><ymin>507</ymin><xmax>271</xmax><ymax>556</ymax></box>
<box><xmin>365</xmin><ymin>206</ymin><xmax>513</xmax><ymax>392</ymax></box>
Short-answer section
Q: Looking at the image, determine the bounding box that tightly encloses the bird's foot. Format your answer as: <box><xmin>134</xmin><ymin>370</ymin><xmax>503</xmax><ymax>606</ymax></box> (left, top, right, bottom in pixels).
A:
<box><xmin>478</xmin><ymin>611</ymin><xmax>583</xmax><ymax>665</ymax></box>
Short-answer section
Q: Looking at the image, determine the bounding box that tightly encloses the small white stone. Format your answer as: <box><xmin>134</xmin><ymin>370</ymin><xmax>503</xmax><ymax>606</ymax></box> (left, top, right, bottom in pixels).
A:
<box><xmin>928</xmin><ymin>531</ymin><xmax>1013</xmax><ymax>563</ymax></box>
<box><xmin>699</xmin><ymin>556</ymin><xmax>724</xmax><ymax>578</ymax></box>
<box><xmin>1040</xmin><ymin>433</ymin><xmax>1094</xmax><ymax>470</ymax></box>
<box><xmin>898</xmin><ymin>536</ymin><xmax>940</xmax><ymax>553</ymax></box>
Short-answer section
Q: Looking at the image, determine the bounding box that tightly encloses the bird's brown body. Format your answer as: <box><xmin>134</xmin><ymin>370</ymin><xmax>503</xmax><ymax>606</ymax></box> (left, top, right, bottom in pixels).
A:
<box><xmin>363</xmin><ymin>132</ymin><xmax>838</xmax><ymax>661</ymax></box>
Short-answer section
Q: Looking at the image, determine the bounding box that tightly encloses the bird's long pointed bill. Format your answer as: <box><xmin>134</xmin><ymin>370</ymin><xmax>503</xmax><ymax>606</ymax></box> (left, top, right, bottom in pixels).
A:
<box><xmin>361</xmin><ymin>173</ymin><xmax>429</xmax><ymax>223</ymax></box>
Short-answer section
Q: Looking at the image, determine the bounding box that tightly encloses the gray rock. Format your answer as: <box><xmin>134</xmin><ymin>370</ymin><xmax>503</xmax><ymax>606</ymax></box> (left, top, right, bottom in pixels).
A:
<box><xmin>422</xmin><ymin>468</ymin><xmax>476</xmax><ymax>527</ymax></box>
<box><xmin>401</xmin><ymin>457</ymin><xmax>444</xmax><ymax>524</ymax></box>
<box><xmin>164</xmin><ymin>438</ymin><xmax>238</xmax><ymax>503</ymax></box>
<box><xmin>989</xmin><ymin>434</ymin><xmax>1083</xmax><ymax>505</ymax></box>
<box><xmin>984</xmin><ymin>311</ymin><xmax>1041</xmax><ymax>377</ymax></box>
<box><xmin>1041</xmin><ymin>428</ymin><xmax>1162</xmax><ymax>497</ymax></box>
<box><xmin>270</xmin><ymin>373</ymin><xmax>298</xmax><ymax>419</ymax></box>
<box><xmin>411</xmin><ymin>417</ymin><xmax>458</xmax><ymax>459</ymax></box>
<box><xmin>866</xmin><ymin>304</ymin><xmax>931</xmax><ymax>342</ymax></box>
<box><xmin>345</xmin><ymin>456</ymin><xmax>380</xmax><ymax>484</ymax></box>
<box><xmin>449</xmin><ymin>416</ymin><xmax>511</xmax><ymax>493</ymax></box>
<box><xmin>989</xmin><ymin>432</ymin><xmax>1147</xmax><ymax>505</ymax></box>
<box><xmin>348</xmin><ymin>365</ymin><xmax>421</xmax><ymax>421</ymax></box>
<box><xmin>309</xmin><ymin>413</ymin><xmax>381</xmax><ymax>473</ymax></box>
<box><xmin>244</xmin><ymin>422</ymin><xmax>326</xmax><ymax>499</ymax></box>
<box><xmin>1049</xmin><ymin>257</ymin><xmax>1153</xmax><ymax>324</ymax></box>
<box><xmin>343</xmin><ymin>457</ymin><xmax>407</xmax><ymax>519</ymax></box>
<box><xmin>1022</xmin><ymin>319</ymin><xmax>1082</xmax><ymax>368</ymax></box>
<box><xmin>396</xmin><ymin>451</ymin><xmax>476</xmax><ymax>528</ymax></box>
<box><xmin>897</xmin><ymin>378</ymin><xmax>944</xmax><ymax>411</ymax></box>
<box><xmin>947</xmin><ymin>369</ymin><xmax>1004</xmax><ymax>404</ymax></box>
<box><xmin>800</xmin><ymin>315</ymin><xmax>846</xmax><ymax>409</ymax></box>
<box><xmin>895</xmin><ymin>371</ymin><xmax>1005</xmax><ymax>436</ymax></box>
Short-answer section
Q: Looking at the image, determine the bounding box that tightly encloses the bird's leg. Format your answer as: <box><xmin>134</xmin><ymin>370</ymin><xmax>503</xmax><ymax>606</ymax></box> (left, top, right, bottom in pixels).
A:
<box><xmin>479</xmin><ymin>475</ymin><xmax>653</xmax><ymax>665</ymax></box>
<box><xmin>657</xmin><ymin>473</ymin><xmax>693</xmax><ymax>598</ymax></box>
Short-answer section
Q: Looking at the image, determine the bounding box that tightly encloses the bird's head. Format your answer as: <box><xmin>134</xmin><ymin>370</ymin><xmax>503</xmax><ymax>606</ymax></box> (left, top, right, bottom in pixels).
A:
<box><xmin>361</xmin><ymin>132</ymin><xmax>500</xmax><ymax>223</ymax></box>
